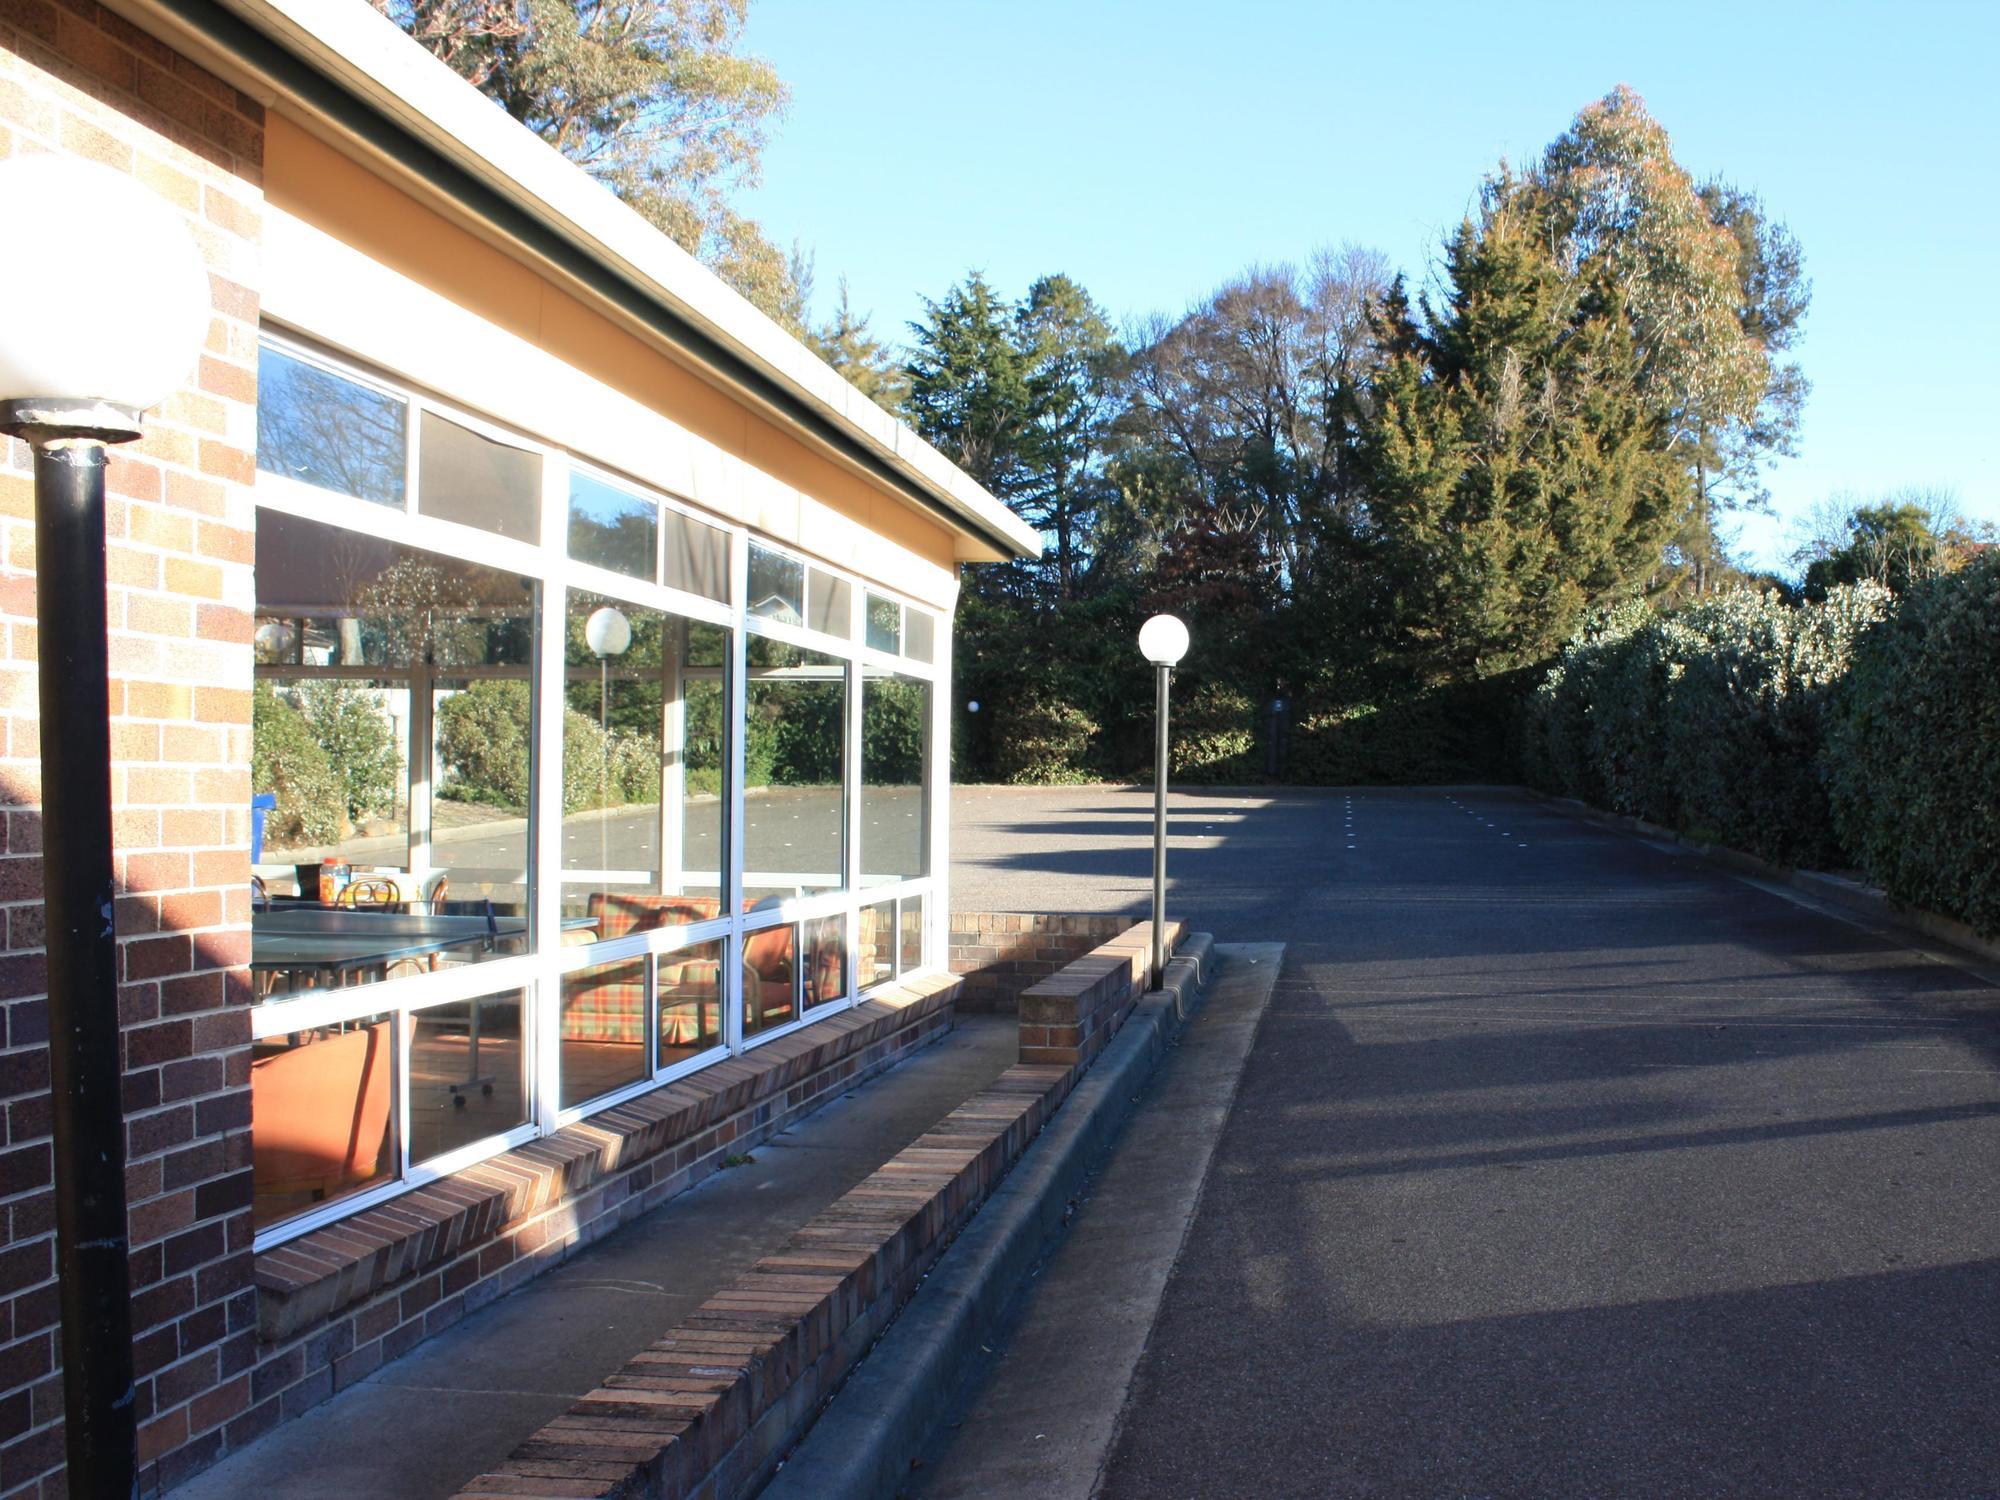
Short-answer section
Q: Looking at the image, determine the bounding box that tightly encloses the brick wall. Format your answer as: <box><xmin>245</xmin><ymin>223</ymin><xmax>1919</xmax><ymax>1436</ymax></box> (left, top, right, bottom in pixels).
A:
<box><xmin>948</xmin><ymin>912</ymin><xmax>1135</xmax><ymax>1014</ymax></box>
<box><xmin>0</xmin><ymin>7</ymin><xmax>263</xmax><ymax>1496</ymax></box>
<box><xmin>1018</xmin><ymin>921</ymin><xmax>1183</xmax><ymax>1069</ymax></box>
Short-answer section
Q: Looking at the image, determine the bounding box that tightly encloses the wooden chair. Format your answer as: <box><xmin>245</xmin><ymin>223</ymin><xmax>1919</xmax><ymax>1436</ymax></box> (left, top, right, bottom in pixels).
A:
<box><xmin>250</xmin><ymin>1021</ymin><xmax>394</xmax><ymax>1224</ymax></box>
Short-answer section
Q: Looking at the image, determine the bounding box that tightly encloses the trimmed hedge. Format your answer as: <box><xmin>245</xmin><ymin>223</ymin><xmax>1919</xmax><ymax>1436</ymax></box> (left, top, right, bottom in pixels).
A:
<box><xmin>1289</xmin><ymin>670</ymin><xmax>1536</xmax><ymax>786</ymax></box>
<box><xmin>1522</xmin><ymin>584</ymin><xmax>1894</xmax><ymax>869</ymax></box>
<box><xmin>1824</xmin><ymin>555</ymin><xmax>2000</xmax><ymax>937</ymax></box>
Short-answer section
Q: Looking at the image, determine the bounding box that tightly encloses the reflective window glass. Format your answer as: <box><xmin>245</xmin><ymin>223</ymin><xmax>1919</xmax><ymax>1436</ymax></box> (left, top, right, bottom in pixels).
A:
<box><xmin>804</xmin><ymin>915</ymin><xmax>846</xmax><ymax>1011</ymax></box>
<box><xmin>561</xmin><ymin>957</ymin><xmax>650</xmax><ymax>1108</ymax></box>
<box><xmin>900</xmin><ymin>894</ymin><xmax>925</xmax><ymax>974</ymax></box>
<box><xmin>743</xmin><ymin>924</ymin><xmax>797</xmax><ymax>1038</ymax></box>
<box><xmin>862</xmin><ymin>670</ymin><xmax>930</xmax><ymax>882</ymax></box>
<box><xmin>860</xmin><ymin>902</ymin><xmax>895</xmax><ymax>988</ymax></box>
<box><xmin>865</xmin><ymin>593</ymin><xmax>901</xmax><ymax>655</ymax></box>
<box><xmin>568</xmin><ymin>472</ymin><xmax>657</xmax><ymax>581</ymax></box>
<box><xmin>665</xmin><ymin>509</ymin><xmax>731</xmax><ymax>603</ymax></box>
<box><xmin>905</xmin><ymin>609</ymin><xmax>936</xmax><ymax>664</ymax></box>
<box><xmin>418</xmin><ymin>410</ymin><xmax>541</xmax><ymax>543</ymax></box>
<box><xmin>807</xmin><ymin>571</ymin><xmax>851</xmax><ymax>637</ymax></box>
<box><xmin>407</xmin><ymin>991</ymin><xmax>528</xmax><ymax>1164</ymax></box>
<box><xmin>748</xmin><ymin>544</ymin><xmax>804</xmax><ymax>625</ymax></box>
<box><xmin>251</xmin><ymin>1014</ymin><xmax>397</xmax><ymax>1230</ymax></box>
<box><xmin>744</xmin><ymin>638</ymin><xmax>845</xmax><ymax>902</ymax></box>
<box><xmin>255</xmin><ymin>344</ymin><xmax>406</xmax><ymax>508</ymax></box>
<box><xmin>659</xmin><ymin>940</ymin><xmax>726</xmax><ymax>1066</ymax></box>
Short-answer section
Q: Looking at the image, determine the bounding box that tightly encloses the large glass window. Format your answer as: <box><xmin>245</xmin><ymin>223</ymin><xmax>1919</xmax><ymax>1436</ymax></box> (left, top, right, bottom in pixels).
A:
<box><xmin>250</xmin><ymin>333</ymin><xmax>946</xmax><ymax>1244</ymax></box>
<box><xmin>253</xmin><ymin>511</ymin><xmax>535</xmax><ymax>1000</ymax></box>
<box><xmin>744</xmin><ymin>638</ymin><xmax>846</xmax><ymax>902</ymax></box>
<box><xmin>862</xmin><ymin>669</ymin><xmax>931</xmax><ymax>883</ymax></box>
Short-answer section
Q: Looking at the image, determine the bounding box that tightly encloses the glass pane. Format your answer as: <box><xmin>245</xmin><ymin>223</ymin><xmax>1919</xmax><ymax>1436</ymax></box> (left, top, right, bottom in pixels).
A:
<box><xmin>859</xmin><ymin>902</ymin><xmax>895</xmax><ymax>988</ymax></box>
<box><xmin>407</xmin><ymin>991</ymin><xmax>527</xmax><ymax>1165</ymax></box>
<box><xmin>251</xmin><ymin>1014</ymin><xmax>397</xmax><ymax>1230</ymax></box>
<box><xmin>562</xmin><ymin>593</ymin><xmax>728</xmax><ymax>938</ymax></box>
<box><xmin>418</xmin><ymin>410</ymin><xmax>541</xmax><ymax>544</ymax></box>
<box><xmin>253</xmin><ymin>511</ymin><xmax>536</xmax><ymax>999</ymax></box>
<box><xmin>804</xmin><ymin>914</ymin><xmax>846</xmax><ymax>1011</ymax></box>
<box><xmin>685</xmin><ymin>619</ymin><xmax>726</xmax><ymax>669</ymax></box>
<box><xmin>568</xmin><ymin>472</ymin><xmax>656</xmax><ymax>581</ymax></box>
<box><xmin>561</xmin><ymin>957</ymin><xmax>650</xmax><ymax>1108</ymax></box>
<box><xmin>255</xmin><ymin>344</ymin><xmax>406</xmax><ymax>508</ymax></box>
<box><xmin>862</xmin><ymin>671</ymin><xmax>930</xmax><ymax>882</ymax></box>
<box><xmin>744</xmin><ymin>638</ymin><xmax>845</xmax><ymax>902</ymax></box>
<box><xmin>865</xmin><ymin>593</ymin><xmax>901</xmax><ymax>654</ymax></box>
<box><xmin>748</xmin><ymin>544</ymin><xmax>804</xmax><ymax>625</ymax></box>
<box><xmin>900</xmin><ymin>893</ymin><xmax>925</xmax><ymax>975</ymax></box>
<box><xmin>743</xmin><ymin>923</ymin><xmax>797</xmax><ymax>1039</ymax></box>
<box><xmin>659</xmin><ymin>939</ymin><xmax>726</xmax><ymax>1067</ymax></box>
<box><xmin>665</xmin><ymin>509</ymin><xmax>731</xmax><ymax>603</ymax></box>
<box><xmin>432</xmin><ymin>677</ymin><xmax>533</xmax><ymax>927</ymax></box>
<box><xmin>906</xmin><ymin>609</ymin><xmax>936</xmax><ymax>664</ymax></box>
<box><xmin>806</xmin><ymin>571</ymin><xmax>851</xmax><ymax>637</ymax></box>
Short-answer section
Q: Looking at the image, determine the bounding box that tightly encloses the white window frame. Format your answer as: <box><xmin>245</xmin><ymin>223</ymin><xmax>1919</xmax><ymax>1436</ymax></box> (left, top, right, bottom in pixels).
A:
<box><xmin>250</xmin><ymin>331</ymin><xmax>951</xmax><ymax>1251</ymax></box>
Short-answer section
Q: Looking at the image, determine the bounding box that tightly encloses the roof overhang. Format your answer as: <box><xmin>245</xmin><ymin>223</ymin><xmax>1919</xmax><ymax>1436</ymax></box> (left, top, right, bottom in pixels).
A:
<box><xmin>99</xmin><ymin>0</ymin><xmax>1042</xmax><ymax>565</ymax></box>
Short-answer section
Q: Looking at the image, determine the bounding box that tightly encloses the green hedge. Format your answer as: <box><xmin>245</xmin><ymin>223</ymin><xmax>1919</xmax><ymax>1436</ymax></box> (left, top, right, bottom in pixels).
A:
<box><xmin>1522</xmin><ymin>585</ymin><xmax>1894</xmax><ymax>869</ymax></box>
<box><xmin>1824</xmin><ymin>555</ymin><xmax>2000</xmax><ymax>937</ymax></box>
<box><xmin>1289</xmin><ymin>670</ymin><xmax>1536</xmax><ymax>786</ymax></box>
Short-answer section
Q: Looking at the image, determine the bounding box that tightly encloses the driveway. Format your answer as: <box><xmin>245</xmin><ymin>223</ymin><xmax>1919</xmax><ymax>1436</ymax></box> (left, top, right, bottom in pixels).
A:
<box><xmin>944</xmin><ymin>785</ymin><xmax>2000</xmax><ymax>1497</ymax></box>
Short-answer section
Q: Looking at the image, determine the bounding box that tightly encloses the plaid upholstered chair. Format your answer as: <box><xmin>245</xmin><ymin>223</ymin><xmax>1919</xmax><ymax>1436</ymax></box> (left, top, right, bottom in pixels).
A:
<box><xmin>564</xmin><ymin>895</ymin><xmax>728</xmax><ymax>1046</ymax></box>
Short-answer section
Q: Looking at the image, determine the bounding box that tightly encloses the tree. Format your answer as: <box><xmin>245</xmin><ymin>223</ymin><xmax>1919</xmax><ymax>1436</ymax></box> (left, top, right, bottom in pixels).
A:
<box><xmin>806</xmin><ymin>277</ymin><xmax>908</xmax><ymax>411</ymax></box>
<box><xmin>1794</xmin><ymin>489</ymin><xmax>1996</xmax><ymax>599</ymax></box>
<box><xmin>1515</xmin><ymin>87</ymin><xmax>1811</xmax><ymax>591</ymax></box>
<box><xmin>1016</xmin><ymin>275</ymin><xmax>1122</xmax><ymax>599</ymax></box>
<box><xmin>1349</xmin><ymin>201</ymin><xmax>1686</xmax><ymax>682</ymax></box>
<box><xmin>375</xmin><ymin>0</ymin><xmax>803</xmax><ymax>325</ymax></box>
<box><xmin>903</xmin><ymin>272</ymin><xmax>1035</xmax><ymax>499</ymax></box>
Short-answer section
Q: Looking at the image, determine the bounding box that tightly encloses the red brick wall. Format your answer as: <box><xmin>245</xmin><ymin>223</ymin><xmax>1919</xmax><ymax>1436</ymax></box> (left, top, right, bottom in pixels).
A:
<box><xmin>0</xmin><ymin>6</ymin><xmax>263</xmax><ymax>1495</ymax></box>
<box><xmin>948</xmin><ymin>912</ymin><xmax>1135</xmax><ymax>1013</ymax></box>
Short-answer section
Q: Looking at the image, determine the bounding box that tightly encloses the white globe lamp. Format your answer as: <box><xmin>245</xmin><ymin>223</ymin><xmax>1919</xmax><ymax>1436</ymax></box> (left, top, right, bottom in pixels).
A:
<box><xmin>585</xmin><ymin>605</ymin><xmax>632</xmax><ymax>658</ymax></box>
<box><xmin>1138</xmin><ymin>613</ymin><xmax>1190</xmax><ymax>667</ymax></box>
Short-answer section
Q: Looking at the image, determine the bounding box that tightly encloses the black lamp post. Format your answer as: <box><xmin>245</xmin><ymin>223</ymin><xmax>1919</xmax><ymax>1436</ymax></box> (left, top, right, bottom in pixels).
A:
<box><xmin>0</xmin><ymin>152</ymin><xmax>212</xmax><ymax>1499</ymax></box>
<box><xmin>1137</xmin><ymin>614</ymin><xmax>1189</xmax><ymax>990</ymax></box>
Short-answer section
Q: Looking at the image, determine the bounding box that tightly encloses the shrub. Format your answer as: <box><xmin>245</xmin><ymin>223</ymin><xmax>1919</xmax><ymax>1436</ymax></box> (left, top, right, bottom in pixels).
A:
<box><xmin>1824</xmin><ymin>556</ymin><xmax>2000</xmax><ymax>936</ymax></box>
<box><xmin>290</xmin><ymin>678</ymin><xmax>401</xmax><ymax>823</ymax></box>
<box><xmin>1290</xmin><ymin>671</ymin><xmax>1534</xmax><ymax>786</ymax></box>
<box><xmin>992</xmin><ymin>694</ymin><xmax>1097</xmax><ymax>784</ymax></box>
<box><xmin>436</xmin><ymin>679</ymin><xmax>532</xmax><ymax>809</ymax></box>
<box><xmin>251</xmin><ymin>683</ymin><xmax>340</xmax><ymax>847</ymax></box>
<box><xmin>1170</xmin><ymin>683</ymin><xmax>1258</xmax><ymax>784</ymax></box>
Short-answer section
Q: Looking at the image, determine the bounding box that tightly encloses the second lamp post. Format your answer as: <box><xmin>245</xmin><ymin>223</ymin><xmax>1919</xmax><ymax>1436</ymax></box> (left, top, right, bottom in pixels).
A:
<box><xmin>1138</xmin><ymin>614</ymin><xmax>1189</xmax><ymax>988</ymax></box>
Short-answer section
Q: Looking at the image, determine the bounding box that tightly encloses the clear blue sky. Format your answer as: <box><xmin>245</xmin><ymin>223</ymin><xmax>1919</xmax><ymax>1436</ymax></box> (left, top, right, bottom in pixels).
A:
<box><xmin>740</xmin><ymin>0</ymin><xmax>1998</xmax><ymax>573</ymax></box>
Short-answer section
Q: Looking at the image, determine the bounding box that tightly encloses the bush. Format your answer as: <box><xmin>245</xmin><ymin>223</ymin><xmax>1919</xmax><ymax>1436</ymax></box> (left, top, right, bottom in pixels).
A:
<box><xmin>436</xmin><ymin>680</ymin><xmax>532</xmax><ymax>808</ymax></box>
<box><xmin>1523</xmin><ymin>585</ymin><xmax>1893</xmax><ymax>869</ymax></box>
<box><xmin>1170</xmin><ymin>683</ymin><xmax>1258</xmax><ymax>784</ymax></box>
<box><xmin>290</xmin><ymin>678</ymin><xmax>400</xmax><ymax>823</ymax></box>
<box><xmin>1824</xmin><ymin>556</ymin><xmax>2000</xmax><ymax>936</ymax></box>
<box><xmin>1290</xmin><ymin>671</ymin><xmax>1535</xmax><ymax>786</ymax></box>
<box><xmin>251</xmin><ymin>683</ymin><xmax>340</xmax><ymax>847</ymax></box>
<box><xmin>992</xmin><ymin>694</ymin><xmax>1097</xmax><ymax>784</ymax></box>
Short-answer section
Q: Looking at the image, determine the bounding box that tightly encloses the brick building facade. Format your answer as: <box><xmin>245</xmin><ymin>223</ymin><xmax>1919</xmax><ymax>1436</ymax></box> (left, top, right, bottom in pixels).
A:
<box><xmin>0</xmin><ymin>2</ymin><xmax>1033</xmax><ymax>1492</ymax></box>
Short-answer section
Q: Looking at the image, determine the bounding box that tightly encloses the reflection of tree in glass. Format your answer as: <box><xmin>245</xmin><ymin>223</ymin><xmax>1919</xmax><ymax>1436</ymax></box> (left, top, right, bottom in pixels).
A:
<box><xmin>747</xmin><ymin>637</ymin><xmax>843</xmax><ymax>789</ymax></box>
<box><xmin>863</xmin><ymin>677</ymin><xmax>927</xmax><ymax>785</ymax></box>
<box><xmin>256</xmin><ymin>348</ymin><xmax>407</xmax><ymax>507</ymax></box>
<box><xmin>357</xmin><ymin>556</ymin><xmax>483</xmax><ymax>667</ymax></box>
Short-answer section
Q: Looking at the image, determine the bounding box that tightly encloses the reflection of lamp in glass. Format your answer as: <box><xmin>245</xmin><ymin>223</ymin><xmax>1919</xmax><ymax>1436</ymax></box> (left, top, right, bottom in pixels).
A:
<box><xmin>0</xmin><ymin>152</ymin><xmax>211</xmax><ymax>1500</ymax></box>
<box><xmin>585</xmin><ymin>606</ymin><xmax>632</xmax><ymax>886</ymax></box>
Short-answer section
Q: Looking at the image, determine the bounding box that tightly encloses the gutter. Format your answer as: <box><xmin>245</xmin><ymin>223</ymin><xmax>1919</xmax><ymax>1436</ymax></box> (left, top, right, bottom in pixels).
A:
<box><xmin>100</xmin><ymin>0</ymin><xmax>1041</xmax><ymax>565</ymax></box>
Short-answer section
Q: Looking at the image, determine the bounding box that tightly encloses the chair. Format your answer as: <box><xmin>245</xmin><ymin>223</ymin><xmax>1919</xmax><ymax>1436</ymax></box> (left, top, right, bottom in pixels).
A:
<box><xmin>251</xmin><ymin>1021</ymin><xmax>394</xmax><ymax>1223</ymax></box>
<box><xmin>336</xmin><ymin>877</ymin><xmax>403</xmax><ymax>909</ymax></box>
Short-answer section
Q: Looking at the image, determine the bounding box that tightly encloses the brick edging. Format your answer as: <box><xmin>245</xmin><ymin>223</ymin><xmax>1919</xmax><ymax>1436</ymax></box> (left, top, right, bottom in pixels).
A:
<box><xmin>251</xmin><ymin>976</ymin><xmax>960</xmax><ymax>1343</ymax></box>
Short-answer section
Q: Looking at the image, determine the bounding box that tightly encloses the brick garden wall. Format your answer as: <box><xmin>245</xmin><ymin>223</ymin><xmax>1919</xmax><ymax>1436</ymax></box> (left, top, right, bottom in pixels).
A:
<box><xmin>948</xmin><ymin>912</ymin><xmax>1134</xmax><ymax>1014</ymax></box>
<box><xmin>0</xmin><ymin>6</ymin><xmax>264</xmax><ymax>1496</ymax></box>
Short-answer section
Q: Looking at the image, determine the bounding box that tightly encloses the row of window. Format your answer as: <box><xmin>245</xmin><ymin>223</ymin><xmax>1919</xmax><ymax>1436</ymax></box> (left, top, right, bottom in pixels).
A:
<box><xmin>248</xmin><ymin>333</ymin><xmax>948</xmax><ymax>1243</ymax></box>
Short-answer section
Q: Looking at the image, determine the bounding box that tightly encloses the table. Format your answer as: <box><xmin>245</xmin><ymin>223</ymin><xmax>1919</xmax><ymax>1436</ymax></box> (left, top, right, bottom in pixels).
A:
<box><xmin>251</xmin><ymin>909</ymin><xmax>525</xmax><ymax>988</ymax></box>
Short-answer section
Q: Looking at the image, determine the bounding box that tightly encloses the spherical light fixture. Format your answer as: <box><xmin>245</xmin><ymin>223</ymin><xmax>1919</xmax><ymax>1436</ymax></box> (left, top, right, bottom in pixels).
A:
<box><xmin>0</xmin><ymin>154</ymin><xmax>210</xmax><ymax>429</ymax></box>
<box><xmin>584</xmin><ymin>605</ymin><xmax>632</xmax><ymax>658</ymax></box>
<box><xmin>1138</xmin><ymin>613</ymin><xmax>1190</xmax><ymax>667</ymax></box>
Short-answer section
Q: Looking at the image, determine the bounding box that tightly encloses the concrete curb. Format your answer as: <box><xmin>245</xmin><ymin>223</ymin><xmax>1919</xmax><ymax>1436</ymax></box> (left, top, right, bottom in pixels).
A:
<box><xmin>760</xmin><ymin>933</ymin><xmax>1218</xmax><ymax>1500</ymax></box>
<box><xmin>1531</xmin><ymin>791</ymin><xmax>2000</xmax><ymax>969</ymax></box>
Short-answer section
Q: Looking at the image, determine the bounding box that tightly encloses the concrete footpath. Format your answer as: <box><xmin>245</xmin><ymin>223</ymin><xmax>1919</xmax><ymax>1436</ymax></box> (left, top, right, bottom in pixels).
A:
<box><xmin>176</xmin><ymin>1015</ymin><xmax>1020</xmax><ymax>1500</ymax></box>
<box><xmin>902</xmin><ymin>944</ymin><xmax>1283</xmax><ymax>1500</ymax></box>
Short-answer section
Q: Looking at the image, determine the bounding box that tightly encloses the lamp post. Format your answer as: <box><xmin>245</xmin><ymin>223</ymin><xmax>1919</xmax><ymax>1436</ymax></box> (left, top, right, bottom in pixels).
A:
<box><xmin>0</xmin><ymin>153</ymin><xmax>211</xmax><ymax>1499</ymax></box>
<box><xmin>585</xmin><ymin>606</ymin><xmax>632</xmax><ymax>886</ymax></box>
<box><xmin>1137</xmin><ymin>614</ymin><xmax>1189</xmax><ymax>990</ymax></box>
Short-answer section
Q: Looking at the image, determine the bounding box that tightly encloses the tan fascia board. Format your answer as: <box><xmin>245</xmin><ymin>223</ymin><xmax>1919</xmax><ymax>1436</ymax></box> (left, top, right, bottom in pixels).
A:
<box><xmin>102</xmin><ymin>0</ymin><xmax>1042</xmax><ymax>565</ymax></box>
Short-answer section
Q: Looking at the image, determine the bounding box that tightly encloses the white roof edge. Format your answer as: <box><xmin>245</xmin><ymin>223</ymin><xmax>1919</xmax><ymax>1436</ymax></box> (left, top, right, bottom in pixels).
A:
<box><xmin>213</xmin><ymin>0</ymin><xmax>1042</xmax><ymax>562</ymax></box>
